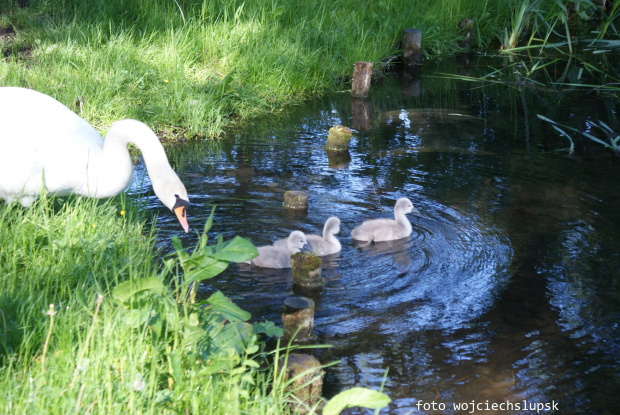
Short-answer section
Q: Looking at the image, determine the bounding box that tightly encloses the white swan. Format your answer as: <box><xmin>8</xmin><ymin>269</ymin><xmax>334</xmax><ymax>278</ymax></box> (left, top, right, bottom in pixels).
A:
<box><xmin>0</xmin><ymin>87</ymin><xmax>189</xmax><ymax>232</ymax></box>
<box><xmin>351</xmin><ymin>198</ymin><xmax>419</xmax><ymax>242</ymax></box>
<box><xmin>250</xmin><ymin>230</ymin><xmax>308</xmax><ymax>268</ymax></box>
<box><xmin>275</xmin><ymin>217</ymin><xmax>341</xmax><ymax>256</ymax></box>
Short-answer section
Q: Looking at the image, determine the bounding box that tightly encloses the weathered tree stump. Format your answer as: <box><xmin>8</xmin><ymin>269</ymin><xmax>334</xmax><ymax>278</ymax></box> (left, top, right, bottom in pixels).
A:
<box><xmin>403</xmin><ymin>29</ymin><xmax>422</xmax><ymax>65</ymax></box>
<box><xmin>277</xmin><ymin>353</ymin><xmax>323</xmax><ymax>413</ymax></box>
<box><xmin>290</xmin><ymin>252</ymin><xmax>323</xmax><ymax>289</ymax></box>
<box><xmin>283</xmin><ymin>190</ymin><xmax>308</xmax><ymax>209</ymax></box>
<box><xmin>281</xmin><ymin>296</ymin><xmax>315</xmax><ymax>342</ymax></box>
<box><xmin>352</xmin><ymin>98</ymin><xmax>372</xmax><ymax>131</ymax></box>
<box><xmin>351</xmin><ymin>61</ymin><xmax>373</xmax><ymax>98</ymax></box>
<box><xmin>324</xmin><ymin>125</ymin><xmax>353</xmax><ymax>152</ymax></box>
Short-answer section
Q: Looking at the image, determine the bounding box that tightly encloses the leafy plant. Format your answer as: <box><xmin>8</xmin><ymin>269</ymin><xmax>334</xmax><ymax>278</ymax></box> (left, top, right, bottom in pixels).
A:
<box><xmin>111</xmin><ymin>206</ymin><xmax>275</xmax><ymax>391</ymax></box>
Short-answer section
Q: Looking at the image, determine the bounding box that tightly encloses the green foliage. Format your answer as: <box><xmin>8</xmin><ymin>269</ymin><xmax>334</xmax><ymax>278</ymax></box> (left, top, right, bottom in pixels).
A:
<box><xmin>0</xmin><ymin>197</ymin><xmax>291</xmax><ymax>414</ymax></box>
<box><xmin>323</xmin><ymin>387</ymin><xmax>391</xmax><ymax>415</ymax></box>
<box><xmin>500</xmin><ymin>0</ymin><xmax>617</xmax><ymax>54</ymax></box>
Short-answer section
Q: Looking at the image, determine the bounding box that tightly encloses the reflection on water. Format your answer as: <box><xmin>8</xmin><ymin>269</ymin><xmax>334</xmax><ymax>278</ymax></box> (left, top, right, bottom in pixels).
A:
<box><xmin>133</xmin><ymin>55</ymin><xmax>620</xmax><ymax>414</ymax></box>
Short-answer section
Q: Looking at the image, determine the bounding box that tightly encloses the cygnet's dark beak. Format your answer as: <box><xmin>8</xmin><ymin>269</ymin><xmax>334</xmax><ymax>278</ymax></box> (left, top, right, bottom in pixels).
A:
<box><xmin>411</xmin><ymin>207</ymin><xmax>421</xmax><ymax>217</ymax></box>
<box><xmin>301</xmin><ymin>242</ymin><xmax>311</xmax><ymax>252</ymax></box>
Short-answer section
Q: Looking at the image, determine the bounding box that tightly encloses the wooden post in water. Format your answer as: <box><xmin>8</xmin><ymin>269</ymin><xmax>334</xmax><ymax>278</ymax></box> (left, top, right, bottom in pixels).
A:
<box><xmin>277</xmin><ymin>353</ymin><xmax>323</xmax><ymax>413</ymax></box>
<box><xmin>351</xmin><ymin>61</ymin><xmax>373</xmax><ymax>98</ymax></box>
<box><xmin>283</xmin><ymin>190</ymin><xmax>308</xmax><ymax>210</ymax></box>
<box><xmin>281</xmin><ymin>296</ymin><xmax>315</xmax><ymax>342</ymax></box>
<box><xmin>402</xmin><ymin>29</ymin><xmax>422</xmax><ymax>65</ymax></box>
<box><xmin>291</xmin><ymin>252</ymin><xmax>323</xmax><ymax>289</ymax></box>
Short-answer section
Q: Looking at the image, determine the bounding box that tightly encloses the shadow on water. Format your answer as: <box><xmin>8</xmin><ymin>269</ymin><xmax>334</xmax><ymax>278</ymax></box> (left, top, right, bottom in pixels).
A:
<box><xmin>131</xmin><ymin>54</ymin><xmax>620</xmax><ymax>414</ymax></box>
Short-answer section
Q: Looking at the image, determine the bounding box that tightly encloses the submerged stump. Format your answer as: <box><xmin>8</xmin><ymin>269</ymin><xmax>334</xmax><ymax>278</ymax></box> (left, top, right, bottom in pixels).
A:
<box><xmin>351</xmin><ymin>61</ymin><xmax>373</xmax><ymax>98</ymax></box>
<box><xmin>281</xmin><ymin>296</ymin><xmax>315</xmax><ymax>342</ymax></box>
<box><xmin>277</xmin><ymin>353</ymin><xmax>323</xmax><ymax>413</ymax></box>
<box><xmin>283</xmin><ymin>190</ymin><xmax>308</xmax><ymax>209</ymax></box>
<box><xmin>291</xmin><ymin>252</ymin><xmax>323</xmax><ymax>289</ymax></box>
<box><xmin>325</xmin><ymin>125</ymin><xmax>353</xmax><ymax>152</ymax></box>
<box><xmin>403</xmin><ymin>29</ymin><xmax>422</xmax><ymax>65</ymax></box>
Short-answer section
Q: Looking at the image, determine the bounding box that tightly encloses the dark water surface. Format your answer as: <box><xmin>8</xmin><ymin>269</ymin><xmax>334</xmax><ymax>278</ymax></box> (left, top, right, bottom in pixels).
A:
<box><xmin>136</xmin><ymin>55</ymin><xmax>620</xmax><ymax>414</ymax></box>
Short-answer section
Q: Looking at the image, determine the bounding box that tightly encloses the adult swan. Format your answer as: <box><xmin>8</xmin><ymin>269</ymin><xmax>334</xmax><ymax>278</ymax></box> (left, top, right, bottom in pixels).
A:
<box><xmin>0</xmin><ymin>87</ymin><xmax>190</xmax><ymax>232</ymax></box>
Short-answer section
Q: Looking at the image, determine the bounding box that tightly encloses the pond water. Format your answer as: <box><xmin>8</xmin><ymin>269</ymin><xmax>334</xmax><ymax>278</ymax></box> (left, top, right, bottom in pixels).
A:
<box><xmin>135</xmin><ymin>54</ymin><xmax>620</xmax><ymax>414</ymax></box>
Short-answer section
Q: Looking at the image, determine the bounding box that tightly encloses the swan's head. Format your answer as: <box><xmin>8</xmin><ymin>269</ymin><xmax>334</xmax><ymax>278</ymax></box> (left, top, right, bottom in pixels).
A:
<box><xmin>325</xmin><ymin>216</ymin><xmax>341</xmax><ymax>235</ymax></box>
<box><xmin>395</xmin><ymin>197</ymin><xmax>420</xmax><ymax>216</ymax></box>
<box><xmin>287</xmin><ymin>230</ymin><xmax>309</xmax><ymax>254</ymax></box>
<box><xmin>152</xmin><ymin>174</ymin><xmax>190</xmax><ymax>233</ymax></box>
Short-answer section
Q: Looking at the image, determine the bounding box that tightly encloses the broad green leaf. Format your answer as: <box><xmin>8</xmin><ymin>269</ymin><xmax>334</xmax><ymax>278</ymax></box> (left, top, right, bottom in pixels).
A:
<box><xmin>122</xmin><ymin>308</ymin><xmax>155</xmax><ymax>328</ymax></box>
<box><xmin>253</xmin><ymin>320</ymin><xmax>284</xmax><ymax>338</ymax></box>
<box><xmin>172</xmin><ymin>235</ymin><xmax>184</xmax><ymax>252</ymax></box>
<box><xmin>197</xmin><ymin>360</ymin><xmax>230</xmax><ymax>376</ymax></box>
<box><xmin>113</xmin><ymin>277</ymin><xmax>166</xmax><ymax>303</ymax></box>
<box><xmin>207</xmin><ymin>291</ymin><xmax>251</xmax><ymax>322</ymax></box>
<box><xmin>169</xmin><ymin>351</ymin><xmax>184</xmax><ymax>388</ymax></box>
<box><xmin>184</xmin><ymin>256</ymin><xmax>229</xmax><ymax>284</ymax></box>
<box><xmin>212</xmin><ymin>236</ymin><xmax>258</xmax><ymax>262</ymax></box>
<box><xmin>209</xmin><ymin>321</ymin><xmax>253</xmax><ymax>356</ymax></box>
<box><xmin>243</xmin><ymin>358</ymin><xmax>260</xmax><ymax>369</ymax></box>
<box><xmin>323</xmin><ymin>387</ymin><xmax>391</xmax><ymax>415</ymax></box>
<box><xmin>183</xmin><ymin>324</ymin><xmax>207</xmax><ymax>347</ymax></box>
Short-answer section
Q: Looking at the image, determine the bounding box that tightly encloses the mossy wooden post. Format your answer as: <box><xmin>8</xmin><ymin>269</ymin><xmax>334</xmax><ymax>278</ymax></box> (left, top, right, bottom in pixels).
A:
<box><xmin>277</xmin><ymin>353</ymin><xmax>323</xmax><ymax>413</ymax></box>
<box><xmin>281</xmin><ymin>296</ymin><xmax>315</xmax><ymax>342</ymax></box>
<box><xmin>290</xmin><ymin>252</ymin><xmax>323</xmax><ymax>288</ymax></box>
<box><xmin>351</xmin><ymin>61</ymin><xmax>373</xmax><ymax>98</ymax></box>
<box><xmin>325</xmin><ymin>125</ymin><xmax>353</xmax><ymax>152</ymax></box>
<box><xmin>403</xmin><ymin>29</ymin><xmax>422</xmax><ymax>65</ymax></box>
<box><xmin>283</xmin><ymin>190</ymin><xmax>308</xmax><ymax>209</ymax></box>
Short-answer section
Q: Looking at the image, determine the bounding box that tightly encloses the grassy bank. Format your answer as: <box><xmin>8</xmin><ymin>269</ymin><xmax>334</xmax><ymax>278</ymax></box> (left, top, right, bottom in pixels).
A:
<box><xmin>0</xmin><ymin>0</ymin><xmax>516</xmax><ymax>139</ymax></box>
<box><xmin>0</xmin><ymin>197</ymin><xmax>271</xmax><ymax>413</ymax></box>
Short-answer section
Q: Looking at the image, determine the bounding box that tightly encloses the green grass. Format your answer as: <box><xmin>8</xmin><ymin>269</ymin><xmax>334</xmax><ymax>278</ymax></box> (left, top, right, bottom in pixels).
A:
<box><xmin>0</xmin><ymin>0</ymin><xmax>516</xmax><ymax>139</ymax></box>
<box><xmin>0</xmin><ymin>196</ymin><xmax>284</xmax><ymax>414</ymax></box>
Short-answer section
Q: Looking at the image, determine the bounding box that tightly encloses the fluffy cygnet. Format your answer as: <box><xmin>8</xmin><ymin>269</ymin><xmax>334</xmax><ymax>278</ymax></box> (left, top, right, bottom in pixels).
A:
<box><xmin>351</xmin><ymin>198</ymin><xmax>420</xmax><ymax>242</ymax></box>
<box><xmin>274</xmin><ymin>217</ymin><xmax>341</xmax><ymax>256</ymax></box>
<box><xmin>250</xmin><ymin>230</ymin><xmax>308</xmax><ymax>268</ymax></box>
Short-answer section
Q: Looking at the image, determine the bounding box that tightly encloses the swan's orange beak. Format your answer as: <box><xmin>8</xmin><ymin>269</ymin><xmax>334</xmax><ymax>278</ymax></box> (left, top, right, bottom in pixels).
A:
<box><xmin>174</xmin><ymin>205</ymin><xmax>189</xmax><ymax>233</ymax></box>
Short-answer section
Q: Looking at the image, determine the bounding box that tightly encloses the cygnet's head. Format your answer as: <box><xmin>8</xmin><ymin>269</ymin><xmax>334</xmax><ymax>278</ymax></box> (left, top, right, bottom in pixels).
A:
<box><xmin>325</xmin><ymin>216</ymin><xmax>341</xmax><ymax>235</ymax></box>
<box><xmin>287</xmin><ymin>230</ymin><xmax>308</xmax><ymax>253</ymax></box>
<box><xmin>395</xmin><ymin>197</ymin><xmax>420</xmax><ymax>216</ymax></box>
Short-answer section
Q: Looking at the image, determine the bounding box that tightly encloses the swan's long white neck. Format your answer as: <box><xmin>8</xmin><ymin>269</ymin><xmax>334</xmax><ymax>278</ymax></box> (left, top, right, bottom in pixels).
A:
<box><xmin>88</xmin><ymin>120</ymin><xmax>173</xmax><ymax>201</ymax></box>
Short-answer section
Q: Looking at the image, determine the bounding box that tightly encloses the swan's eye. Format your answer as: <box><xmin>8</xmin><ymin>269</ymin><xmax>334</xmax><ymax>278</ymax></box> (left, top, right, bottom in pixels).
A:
<box><xmin>173</xmin><ymin>195</ymin><xmax>190</xmax><ymax>215</ymax></box>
